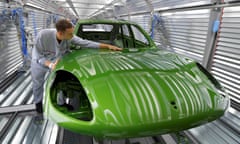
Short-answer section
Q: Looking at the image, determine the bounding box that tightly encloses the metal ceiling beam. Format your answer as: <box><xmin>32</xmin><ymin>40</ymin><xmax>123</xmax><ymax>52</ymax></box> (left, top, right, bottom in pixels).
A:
<box><xmin>88</xmin><ymin>0</ymin><xmax>120</xmax><ymax>18</ymax></box>
<box><xmin>62</xmin><ymin>2</ymin><xmax>105</xmax><ymax>5</ymax></box>
<box><xmin>53</xmin><ymin>0</ymin><xmax>106</xmax><ymax>5</ymax></box>
<box><xmin>53</xmin><ymin>0</ymin><xmax>116</xmax><ymax>18</ymax></box>
<box><xmin>61</xmin><ymin>7</ymin><xmax>102</xmax><ymax>9</ymax></box>
<box><xmin>72</xmin><ymin>14</ymin><xmax>91</xmax><ymax>16</ymax></box>
<box><xmin>65</xmin><ymin>0</ymin><xmax>79</xmax><ymax>17</ymax></box>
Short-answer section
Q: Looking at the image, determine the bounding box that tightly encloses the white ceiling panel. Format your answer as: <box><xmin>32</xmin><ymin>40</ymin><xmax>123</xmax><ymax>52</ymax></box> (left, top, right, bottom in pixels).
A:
<box><xmin>53</xmin><ymin>0</ymin><xmax>117</xmax><ymax>18</ymax></box>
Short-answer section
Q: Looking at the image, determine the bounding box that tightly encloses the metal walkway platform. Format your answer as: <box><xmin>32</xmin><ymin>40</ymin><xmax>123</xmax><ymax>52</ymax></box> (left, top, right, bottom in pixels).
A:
<box><xmin>0</xmin><ymin>71</ymin><xmax>239</xmax><ymax>144</ymax></box>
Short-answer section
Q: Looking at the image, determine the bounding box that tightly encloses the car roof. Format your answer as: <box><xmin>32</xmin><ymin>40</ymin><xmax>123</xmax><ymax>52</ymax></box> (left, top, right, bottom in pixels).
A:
<box><xmin>76</xmin><ymin>19</ymin><xmax>137</xmax><ymax>25</ymax></box>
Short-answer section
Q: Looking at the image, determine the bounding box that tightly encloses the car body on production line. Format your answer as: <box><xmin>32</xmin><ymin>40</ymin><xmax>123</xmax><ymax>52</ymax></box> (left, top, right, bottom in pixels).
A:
<box><xmin>43</xmin><ymin>19</ymin><xmax>229</xmax><ymax>139</ymax></box>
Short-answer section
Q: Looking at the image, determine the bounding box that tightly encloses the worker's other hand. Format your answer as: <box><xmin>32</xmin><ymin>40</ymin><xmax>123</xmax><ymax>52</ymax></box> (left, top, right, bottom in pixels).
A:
<box><xmin>108</xmin><ymin>45</ymin><xmax>123</xmax><ymax>51</ymax></box>
<box><xmin>49</xmin><ymin>59</ymin><xmax>60</xmax><ymax>70</ymax></box>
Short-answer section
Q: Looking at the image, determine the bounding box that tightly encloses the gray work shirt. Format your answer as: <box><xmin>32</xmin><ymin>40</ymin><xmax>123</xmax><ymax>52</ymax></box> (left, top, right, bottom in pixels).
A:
<box><xmin>32</xmin><ymin>29</ymin><xmax>100</xmax><ymax>67</ymax></box>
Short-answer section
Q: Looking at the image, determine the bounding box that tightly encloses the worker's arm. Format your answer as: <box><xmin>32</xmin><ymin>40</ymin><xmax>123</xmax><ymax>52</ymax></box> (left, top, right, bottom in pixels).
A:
<box><xmin>44</xmin><ymin>59</ymin><xmax>60</xmax><ymax>70</ymax></box>
<box><xmin>99</xmin><ymin>43</ymin><xmax>122</xmax><ymax>51</ymax></box>
<box><xmin>33</xmin><ymin>30</ymin><xmax>58</xmax><ymax>69</ymax></box>
<box><xmin>71</xmin><ymin>35</ymin><xmax>122</xmax><ymax>50</ymax></box>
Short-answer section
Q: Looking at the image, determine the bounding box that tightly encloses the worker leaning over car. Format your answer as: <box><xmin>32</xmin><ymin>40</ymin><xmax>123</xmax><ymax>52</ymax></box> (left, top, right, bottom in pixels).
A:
<box><xmin>31</xmin><ymin>19</ymin><xmax>122</xmax><ymax>113</ymax></box>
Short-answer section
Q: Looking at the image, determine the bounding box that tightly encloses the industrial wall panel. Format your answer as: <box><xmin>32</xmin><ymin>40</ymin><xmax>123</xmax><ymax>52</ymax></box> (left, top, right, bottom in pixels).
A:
<box><xmin>25</xmin><ymin>0</ymin><xmax>74</xmax><ymax>18</ymax></box>
<box><xmin>126</xmin><ymin>0</ymin><xmax>151</xmax><ymax>14</ymax></box>
<box><xmin>211</xmin><ymin>6</ymin><xmax>240</xmax><ymax>108</ymax></box>
<box><xmin>27</xmin><ymin>10</ymin><xmax>45</xmax><ymax>31</ymax></box>
<box><xmin>129</xmin><ymin>14</ymin><xmax>151</xmax><ymax>32</ymax></box>
<box><xmin>151</xmin><ymin>0</ymin><xmax>212</xmax><ymax>11</ymax></box>
<box><xmin>0</xmin><ymin>21</ymin><xmax>23</xmax><ymax>85</ymax></box>
<box><xmin>115</xmin><ymin>0</ymin><xmax>213</xmax><ymax>18</ymax></box>
<box><xmin>224</xmin><ymin>0</ymin><xmax>240</xmax><ymax>2</ymax></box>
<box><xmin>25</xmin><ymin>0</ymin><xmax>59</xmax><ymax>13</ymax></box>
<box><xmin>0</xmin><ymin>2</ymin><xmax>5</xmax><ymax>11</ymax></box>
<box><xmin>114</xmin><ymin>0</ymin><xmax>150</xmax><ymax>17</ymax></box>
<box><xmin>155</xmin><ymin>9</ymin><xmax>210</xmax><ymax>63</ymax></box>
<box><xmin>25</xmin><ymin>0</ymin><xmax>66</xmax><ymax>30</ymax></box>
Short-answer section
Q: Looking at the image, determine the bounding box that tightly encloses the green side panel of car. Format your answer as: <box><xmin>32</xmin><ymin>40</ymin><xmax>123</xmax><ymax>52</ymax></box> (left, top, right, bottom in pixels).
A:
<box><xmin>44</xmin><ymin>19</ymin><xmax>229</xmax><ymax>139</ymax></box>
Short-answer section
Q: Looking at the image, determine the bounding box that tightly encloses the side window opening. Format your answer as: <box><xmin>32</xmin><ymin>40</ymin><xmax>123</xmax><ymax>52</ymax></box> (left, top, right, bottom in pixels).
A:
<box><xmin>131</xmin><ymin>25</ymin><xmax>149</xmax><ymax>46</ymax></box>
<box><xmin>113</xmin><ymin>24</ymin><xmax>135</xmax><ymax>48</ymax></box>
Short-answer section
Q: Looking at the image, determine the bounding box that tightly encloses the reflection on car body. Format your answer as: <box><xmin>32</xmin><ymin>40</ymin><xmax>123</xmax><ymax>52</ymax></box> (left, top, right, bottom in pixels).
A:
<box><xmin>44</xmin><ymin>19</ymin><xmax>229</xmax><ymax>139</ymax></box>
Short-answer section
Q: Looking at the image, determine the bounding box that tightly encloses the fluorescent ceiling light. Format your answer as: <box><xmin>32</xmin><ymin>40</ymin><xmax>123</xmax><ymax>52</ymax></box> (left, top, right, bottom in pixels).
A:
<box><xmin>25</xmin><ymin>2</ymin><xmax>45</xmax><ymax>10</ymax></box>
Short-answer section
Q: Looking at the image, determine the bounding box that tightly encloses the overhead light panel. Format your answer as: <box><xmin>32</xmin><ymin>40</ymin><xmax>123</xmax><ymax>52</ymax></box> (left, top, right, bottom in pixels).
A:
<box><xmin>25</xmin><ymin>2</ymin><xmax>46</xmax><ymax>11</ymax></box>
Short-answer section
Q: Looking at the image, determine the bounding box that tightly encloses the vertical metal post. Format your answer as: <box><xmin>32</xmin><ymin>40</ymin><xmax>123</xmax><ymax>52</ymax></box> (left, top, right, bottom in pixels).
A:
<box><xmin>202</xmin><ymin>1</ymin><xmax>222</xmax><ymax>69</ymax></box>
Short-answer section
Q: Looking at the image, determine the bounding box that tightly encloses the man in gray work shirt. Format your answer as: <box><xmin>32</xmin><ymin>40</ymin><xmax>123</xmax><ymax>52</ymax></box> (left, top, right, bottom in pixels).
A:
<box><xmin>31</xmin><ymin>19</ymin><xmax>122</xmax><ymax>113</ymax></box>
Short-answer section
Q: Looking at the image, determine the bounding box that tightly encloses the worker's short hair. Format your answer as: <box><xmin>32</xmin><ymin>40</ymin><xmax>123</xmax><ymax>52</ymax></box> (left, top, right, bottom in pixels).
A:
<box><xmin>55</xmin><ymin>19</ymin><xmax>73</xmax><ymax>32</ymax></box>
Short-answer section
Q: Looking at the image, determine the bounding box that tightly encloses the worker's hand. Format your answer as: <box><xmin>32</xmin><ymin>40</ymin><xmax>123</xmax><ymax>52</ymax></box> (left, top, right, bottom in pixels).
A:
<box><xmin>108</xmin><ymin>45</ymin><xmax>123</xmax><ymax>51</ymax></box>
<box><xmin>49</xmin><ymin>59</ymin><xmax>60</xmax><ymax>70</ymax></box>
<box><xmin>99</xmin><ymin>43</ymin><xmax>122</xmax><ymax>51</ymax></box>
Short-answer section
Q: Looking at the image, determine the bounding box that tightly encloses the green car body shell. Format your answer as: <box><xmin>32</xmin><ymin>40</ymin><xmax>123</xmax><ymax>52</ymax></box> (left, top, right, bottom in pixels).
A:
<box><xmin>44</xmin><ymin>19</ymin><xmax>229</xmax><ymax>139</ymax></box>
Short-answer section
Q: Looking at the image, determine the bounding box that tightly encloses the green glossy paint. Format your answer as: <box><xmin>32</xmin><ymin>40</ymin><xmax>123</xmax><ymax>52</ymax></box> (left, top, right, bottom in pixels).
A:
<box><xmin>44</xmin><ymin>20</ymin><xmax>229</xmax><ymax>139</ymax></box>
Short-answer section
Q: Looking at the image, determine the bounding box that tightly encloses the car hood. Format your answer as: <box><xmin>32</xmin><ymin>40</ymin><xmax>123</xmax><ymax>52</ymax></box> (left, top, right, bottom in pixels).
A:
<box><xmin>56</xmin><ymin>48</ymin><xmax>226</xmax><ymax>127</ymax></box>
<box><xmin>60</xmin><ymin>48</ymin><xmax>194</xmax><ymax>77</ymax></box>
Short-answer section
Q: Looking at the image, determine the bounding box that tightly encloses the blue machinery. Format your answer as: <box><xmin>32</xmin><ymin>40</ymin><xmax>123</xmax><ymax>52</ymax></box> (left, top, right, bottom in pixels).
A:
<box><xmin>1</xmin><ymin>8</ymin><xmax>38</xmax><ymax>60</ymax></box>
<box><xmin>15</xmin><ymin>8</ymin><xmax>28</xmax><ymax>58</ymax></box>
<box><xmin>150</xmin><ymin>14</ymin><xmax>165</xmax><ymax>39</ymax></box>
